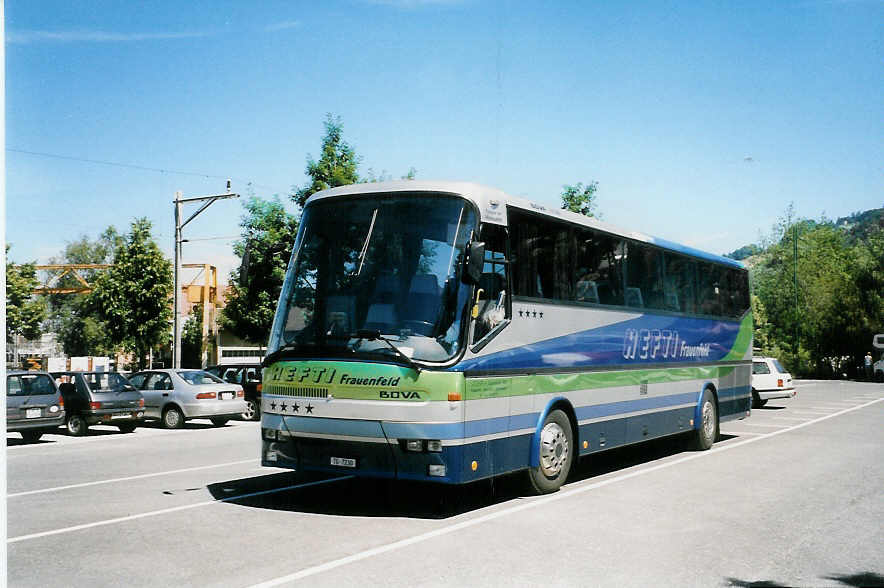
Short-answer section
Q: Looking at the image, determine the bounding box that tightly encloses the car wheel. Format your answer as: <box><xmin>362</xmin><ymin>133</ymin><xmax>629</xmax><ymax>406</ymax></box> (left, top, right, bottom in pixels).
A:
<box><xmin>241</xmin><ymin>399</ymin><xmax>259</xmax><ymax>421</ymax></box>
<box><xmin>162</xmin><ymin>406</ymin><xmax>185</xmax><ymax>429</ymax></box>
<box><xmin>692</xmin><ymin>388</ymin><xmax>718</xmax><ymax>450</ymax></box>
<box><xmin>66</xmin><ymin>414</ymin><xmax>88</xmax><ymax>437</ymax></box>
<box><xmin>526</xmin><ymin>409</ymin><xmax>573</xmax><ymax>494</ymax></box>
<box><xmin>118</xmin><ymin>423</ymin><xmax>137</xmax><ymax>434</ymax></box>
<box><xmin>21</xmin><ymin>430</ymin><xmax>43</xmax><ymax>443</ymax></box>
<box><xmin>210</xmin><ymin>417</ymin><xmax>229</xmax><ymax>427</ymax></box>
<box><xmin>751</xmin><ymin>390</ymin><xmax>767</xmax><ymax>409</ymax></box>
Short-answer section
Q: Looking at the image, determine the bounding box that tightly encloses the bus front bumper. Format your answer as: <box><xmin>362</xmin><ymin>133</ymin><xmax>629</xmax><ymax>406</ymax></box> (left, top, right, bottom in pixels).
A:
<box><xmin>261</xmin><ymin>434</ymin><xmax>459</xmax><ymax>483</ymax></box>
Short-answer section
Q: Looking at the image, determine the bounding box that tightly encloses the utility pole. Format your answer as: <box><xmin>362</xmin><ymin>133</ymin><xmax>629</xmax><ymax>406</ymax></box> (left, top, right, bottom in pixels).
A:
<box><xmin>793</xmin><ymin>223</ymin><xmax>799</xmax><ymax>359</ymax></box>
<box><xmin>173</xmin><ymin>183</ymin><xmax>239</xmax><ymax>369</ymax></box>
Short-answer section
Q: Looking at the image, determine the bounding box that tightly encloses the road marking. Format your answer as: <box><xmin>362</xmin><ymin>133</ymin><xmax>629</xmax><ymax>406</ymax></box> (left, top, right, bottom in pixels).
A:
<box><xmin>719</xmin><ymin>430</ymin><xmax>765</xmax><ymax>436</ymax></box>
<box><xmin>7</xmin><ymin>476</ymin><xmax>353</xmax><ymax>544</ymax></box>
<box><xmin>770</xmin><ymin>417</ymin><xmax>810</xmax><ymax>421</ymax></box>
<box><xmin>735</xmin><ymin>423</ymin><xmax>784</xmax><ymax>428</ymax></box>
<box><xmin>7</xmin><ymin>459</ymin><xmax>259</xmax><ymax>498</ymax></box>
<box><xmin>6</xmin><ymin>422</ymin><xmax>260</xmax><ymax>455</ymax></box>
<box><xmin>248</xmin><ymin>396</ymin><xmax>884</xmax><ymax>587</ymax></box>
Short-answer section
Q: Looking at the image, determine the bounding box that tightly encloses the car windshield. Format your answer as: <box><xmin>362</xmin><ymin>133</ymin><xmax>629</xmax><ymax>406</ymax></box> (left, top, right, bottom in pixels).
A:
<box><xmin>176</xmin><ymin>370</ymin><xmax>224</xmax><ymax>385</ymax></box>
<box><xmin>267</xmin><ymin>193</ymin><xmax>478</xmax><ymax>363</ymax></box>
<box><xmin>772</xmin><ymin>359</ymin><xmax>787</xmax><ymax>373</ymax></box>
<box><xmin>80</xmin><ymin>373</ymin><xmax>136</xmax><ymax>391</ymax></box>
<box><xmin>7</xmin><ymin>374</ymin><xmax>55</xmax><ymax>396</ymax></box>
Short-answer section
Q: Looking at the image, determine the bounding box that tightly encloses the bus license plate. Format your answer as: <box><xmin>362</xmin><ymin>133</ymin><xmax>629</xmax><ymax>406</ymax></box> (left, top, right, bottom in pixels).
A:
<box><xmin>26</xmin><ymin>408</ymin><xmax>41</xmax><ymax>418</ymax></box>
<box><xmin>330</xmin><ymin>457</ymin><xmax>356</xmax><ymax>468</ymax></box>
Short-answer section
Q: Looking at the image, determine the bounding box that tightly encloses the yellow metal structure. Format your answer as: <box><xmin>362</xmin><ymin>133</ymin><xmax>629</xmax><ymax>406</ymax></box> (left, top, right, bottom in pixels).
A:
<box><xmin>34</xmin><ymin>264</ymin><xmax>111</xmax><ymax>295</ymax></box>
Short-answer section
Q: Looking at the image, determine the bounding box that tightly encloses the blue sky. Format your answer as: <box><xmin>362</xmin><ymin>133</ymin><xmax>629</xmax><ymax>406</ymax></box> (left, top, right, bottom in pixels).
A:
<box><xmin>6</xmin><ymin>0</ymin><xmax>882</xmax><ymax>283</ymax></box>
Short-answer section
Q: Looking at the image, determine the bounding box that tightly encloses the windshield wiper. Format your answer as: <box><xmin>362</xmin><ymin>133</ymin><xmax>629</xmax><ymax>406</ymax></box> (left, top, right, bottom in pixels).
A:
<box><xmin>262</xmin><ymin>343</ymin><xmax>304</xmax><ymax>367</ymax></box>
<box><xmin>351</xmin><ymin>329</ymin><xmax>421</xmax><ymax>374</ymax></box>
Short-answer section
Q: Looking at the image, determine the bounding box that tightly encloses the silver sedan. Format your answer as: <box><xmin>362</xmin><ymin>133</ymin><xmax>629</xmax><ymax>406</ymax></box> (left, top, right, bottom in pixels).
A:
<box><xmin>128</xmin><ymin>369</ymin><xmax>248</xmax><ymax>429</ymax></box>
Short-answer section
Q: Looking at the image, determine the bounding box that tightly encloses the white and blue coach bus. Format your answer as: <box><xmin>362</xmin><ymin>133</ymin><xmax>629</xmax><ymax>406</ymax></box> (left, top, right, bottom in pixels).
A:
<box><xmin>260</xmin><ymin>181</ymin><xmax>752</xmax><ymax>493</ymax></box>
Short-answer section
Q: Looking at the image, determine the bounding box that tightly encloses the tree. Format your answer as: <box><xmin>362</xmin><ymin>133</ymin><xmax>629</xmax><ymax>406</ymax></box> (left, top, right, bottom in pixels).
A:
<box><xmin>561</xmin><ymin>181</ymin><xmax>601</xmax><ymax>218</ymax></box>
<box><xmin>92</xmin><ymin>218</ymin><xmax>173</xmax><ymax>370</ymax></box>
<box><xmin>292</xmin><ymin>114</ymin><xmax>361</xmax><ymax>208</ymax></box>
<box><xmin>6</xmin><ymin>245</ymin><xmax>46</xmax><ymax>344</ymax></box>
<box><xmin>181</xmin><ymin>303</ymin><xmax>204</xmax><ymax>368</ymax></box>
<box><xmin>221</xmin><ymin>196</ymin><xmax>300</xmax><ymax>344</ymax></box>
<box><xmin>750</xmin><ymin>203</ymin><xmax>884</xmax><ymax>378</ymax></box>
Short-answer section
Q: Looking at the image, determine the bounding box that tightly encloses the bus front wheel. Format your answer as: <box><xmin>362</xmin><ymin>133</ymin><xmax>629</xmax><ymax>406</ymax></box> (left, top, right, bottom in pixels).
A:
<box><xmin>527</xmin><ymin>409</ymin><xmax>573</xmax><ymax>494</ymax></box>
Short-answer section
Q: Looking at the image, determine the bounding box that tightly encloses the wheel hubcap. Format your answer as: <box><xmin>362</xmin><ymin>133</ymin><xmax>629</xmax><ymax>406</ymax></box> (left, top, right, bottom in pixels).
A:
<box><xmin>243</xmin><ymin>402</ymin><xmax>255</xmax><ymax>420</ymax></box>
<box><xmin>702</xmin><ymin>400</ymin><xmax>715</xmax><ymax>440</ymax></box>
<box><xmin>166</xmin><ymin>411</ymin><xmax>180</xmax><ymax>427</ymax></box>
<box><xmin>539</xmin><ymin>421</ymin><xmax>569</xmax><ymax>478</ymax></box>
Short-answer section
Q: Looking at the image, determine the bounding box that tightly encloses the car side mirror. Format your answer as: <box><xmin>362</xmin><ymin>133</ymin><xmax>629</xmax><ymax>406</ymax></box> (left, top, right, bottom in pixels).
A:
<box><xmin>461</xmin><ymin>241</ymin><xmax>485</xmax><ymax>285</ymax></box>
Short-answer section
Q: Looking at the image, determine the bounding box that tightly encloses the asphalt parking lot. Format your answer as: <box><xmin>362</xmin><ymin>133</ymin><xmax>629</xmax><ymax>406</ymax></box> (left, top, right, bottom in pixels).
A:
<box><xmin>6</xmin><ymin>380</ymin><xmax>884</xmax><ymax>587</ymax></box>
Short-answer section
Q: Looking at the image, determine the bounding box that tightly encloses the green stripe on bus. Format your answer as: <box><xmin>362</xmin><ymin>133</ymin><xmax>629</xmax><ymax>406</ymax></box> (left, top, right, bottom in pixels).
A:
<box><xmin>465</xmin><ymin>365</ymin><xmax>735</xmax><ymax>400</ymax></box>
<box><xmin>723</xmin><ymin>313</ymin><xmax>754</xmax><ymax>361</ymax></box>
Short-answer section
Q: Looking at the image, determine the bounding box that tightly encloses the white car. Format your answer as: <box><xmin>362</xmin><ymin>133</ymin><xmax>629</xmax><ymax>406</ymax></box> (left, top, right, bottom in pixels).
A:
<box><xmin>751</xmin><ymin>357</ymin><xmax>796</xmax><ymax>408</ymax></box>
<box><xmin>128</xmin><ymin>369</ymin><xmax>248</xmax><ymax>429</ymax></box>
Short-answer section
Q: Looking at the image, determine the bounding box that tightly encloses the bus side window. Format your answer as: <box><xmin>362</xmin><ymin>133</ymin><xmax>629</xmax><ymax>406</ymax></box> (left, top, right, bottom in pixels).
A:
<box><xmin>624</xmin><ymin>242</ymin><xmax>663</xmax><ymax>310</ymax></box>
<box><xmin>696</xmin><ymin>262</ymin><xmax>722</xmax><ymax>316</ymax></box>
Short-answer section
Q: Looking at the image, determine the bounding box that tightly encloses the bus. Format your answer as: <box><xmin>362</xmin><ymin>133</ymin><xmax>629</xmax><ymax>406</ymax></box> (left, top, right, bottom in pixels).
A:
<box><xmin>259</xmin><ymin>181</ymin><xmax>752</xmax><ymax>493</ymax></box>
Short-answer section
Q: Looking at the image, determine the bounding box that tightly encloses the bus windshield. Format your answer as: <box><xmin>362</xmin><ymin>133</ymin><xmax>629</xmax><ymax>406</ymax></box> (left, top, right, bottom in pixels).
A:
<box><xmin>267</xmin><ymin>193</ymin><xmax>478</xmax><ymax>363</ymax></box>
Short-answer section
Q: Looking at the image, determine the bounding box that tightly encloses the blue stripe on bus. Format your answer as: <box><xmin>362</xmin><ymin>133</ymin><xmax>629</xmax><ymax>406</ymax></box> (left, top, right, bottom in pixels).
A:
<box><xmin>574</xmin><ymin>391</ymin><xmax>698</xmax><ymax>420</ymax></box>
<box><xmin>456</xmin><ymin>314</ymin><xmax>742</xmax><ymax>372</ymax></box>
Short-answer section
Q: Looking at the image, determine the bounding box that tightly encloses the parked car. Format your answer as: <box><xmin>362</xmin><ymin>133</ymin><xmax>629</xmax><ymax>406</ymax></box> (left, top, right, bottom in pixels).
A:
<box><xmin>127</xmin><ymin>369</ymin><xmax>247</xmax><ymax>429</ymax></box>
<box><xmin>205</xmin><ymin>364</ymin><xmax>262</xmax><ymax>421</ymax></box>
<box><xmin>751</xmin><ymin>357</ymin><xmax>796</xmax><ymax>408</ymax></box>
<box><xmin>6</xmin><ymin>371</ymin><xmax>66</xmax><ymax>443</ymax></box>
<box><xmin>51</xmin><ymin>371</ymin><xmax>145</xmax><ymax>436</ymax></box>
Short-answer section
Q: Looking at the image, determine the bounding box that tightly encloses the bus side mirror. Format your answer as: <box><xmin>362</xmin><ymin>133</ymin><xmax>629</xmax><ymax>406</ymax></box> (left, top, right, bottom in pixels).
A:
<box><xmin>461</xmin><ymin>241</ymin><xmax>485</xmax><ymax>285</ymax></box>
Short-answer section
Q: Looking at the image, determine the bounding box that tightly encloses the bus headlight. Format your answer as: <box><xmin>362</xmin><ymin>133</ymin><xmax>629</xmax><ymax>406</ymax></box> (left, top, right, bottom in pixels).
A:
<box><xmin>426</xmin><ymin>440</ymin><xmax>443</xmax><ymax>452</ymax></box>
<box><xmin>263</xmin><ymin>428</ymin><xmax>277</xmax><ymax>441</ymax></box>
<box><xmin>405</xmin><ymin>439</ymin><xmax>423</xmax><ymax>452</ymax></box>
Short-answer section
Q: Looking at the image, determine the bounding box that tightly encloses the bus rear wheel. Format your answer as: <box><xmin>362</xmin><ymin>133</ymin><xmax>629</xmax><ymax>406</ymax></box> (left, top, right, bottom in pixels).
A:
<box><xmin>692</xmin><ymin>389</ymin><xmax>718</xmax><ymax>451</ymax></box>
<box><xmin>526</xmin><ymin>409</ymin><xmax>573</xmax><ymax>494</ymax></box>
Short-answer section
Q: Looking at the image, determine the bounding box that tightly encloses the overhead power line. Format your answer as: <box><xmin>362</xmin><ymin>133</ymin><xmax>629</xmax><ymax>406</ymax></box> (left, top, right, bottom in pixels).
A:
<box><xmin>7</xmin><ymin>147</ymin><xmax>289</xmax><ymax>194</ymax></box>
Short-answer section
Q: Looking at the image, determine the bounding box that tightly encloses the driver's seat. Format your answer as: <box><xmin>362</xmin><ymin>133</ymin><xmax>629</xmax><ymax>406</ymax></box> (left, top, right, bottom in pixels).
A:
<box><xmin>403</xmin><ymin>274</ymin><xmax>440</xmax><ymax>336</ymax></box>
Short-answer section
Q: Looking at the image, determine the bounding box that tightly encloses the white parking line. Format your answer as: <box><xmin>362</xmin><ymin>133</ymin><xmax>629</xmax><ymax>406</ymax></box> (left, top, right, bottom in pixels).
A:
<box><xmin>770</xmin><ymin>417</ymin><xmax>810</xmax><ymax>421</ymax></box>
<box><xmin>719</xmin><ymin>431</ymin><xmax>765</xmax><ymax>436</ymax></box>
<box><xmin>7</xmin><ymin>476</ymin><xmax>353</xmax><ymax>544</ymax></box>
<box><xmin>6</xmin><ymin>422</ymin><xmax>260</xmax><ymax>455</ymax></box>
<box><xmin>247</xmin><ymin>397</ymin><xmax>884</xmax><ymax>587</ymax></box>
<box><xmin>7</xmin><ymin>459</ymin><xmax>259</xmax><ymax>498</ymax></box>
<box><xmin>736</xmin><ymin>423</ymin><xmax>785</xmax><ymax>428</ymax></box>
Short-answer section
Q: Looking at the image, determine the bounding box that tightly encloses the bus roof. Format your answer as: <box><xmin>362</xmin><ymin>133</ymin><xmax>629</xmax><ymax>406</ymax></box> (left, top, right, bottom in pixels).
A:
<box><xmin>307</xmin><ymin>180</ymin><xmax>745</xmax><ymax>270</ymax></box>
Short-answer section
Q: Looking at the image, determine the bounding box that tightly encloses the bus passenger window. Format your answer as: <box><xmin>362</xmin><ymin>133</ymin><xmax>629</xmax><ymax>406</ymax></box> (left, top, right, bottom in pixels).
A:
<box><xmin>624</xmin><ymin>242</ymin><xmax>663</xmax><ymax>310</ymax></box>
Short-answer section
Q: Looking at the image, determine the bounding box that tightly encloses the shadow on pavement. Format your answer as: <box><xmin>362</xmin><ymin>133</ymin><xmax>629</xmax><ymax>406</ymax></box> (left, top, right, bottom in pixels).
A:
<box><xmin>6</xmin><ymin>431</ymin><xmax>64</xmax><ymax>446</ymax></box>
<box><xmin>724</xmin><ymin>571</ymin><xmax>884</xmax><ymax>587</ymax></box>
<box><xmin>208</xmin><ymin>431</ymin><xmax>718</xmax><ymax>520</ymax></box>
